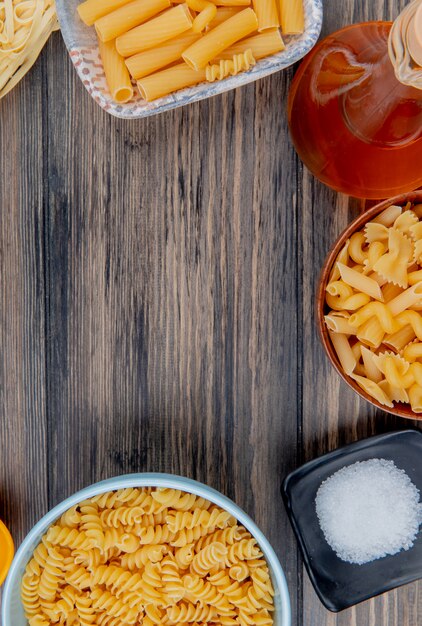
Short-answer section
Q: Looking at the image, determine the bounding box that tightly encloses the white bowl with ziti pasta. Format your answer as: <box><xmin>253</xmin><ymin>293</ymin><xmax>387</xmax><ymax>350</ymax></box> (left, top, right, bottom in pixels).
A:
<box><xmin>55</xmin><ymin>0</ymin><xmax>322</xmax><ymax>117</ymax></box>
<box><xmin>318</xmin><ymin>191</ymin><xmax>422</xmax><ymax>420</ymax></box>
<box><xmin>2</xmin><ymin>473</ymin><xmax>291</xmax><ymax>626</ymax></box>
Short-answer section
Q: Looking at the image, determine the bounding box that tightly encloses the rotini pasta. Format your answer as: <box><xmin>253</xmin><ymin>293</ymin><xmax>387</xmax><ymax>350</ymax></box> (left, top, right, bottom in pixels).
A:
<box><xmin>324</xmin><ymin>201</ymin><xmax>422</xmax><ymax>412</ymax></box>
<box><xmin>22</xmin><ymin>487</ymin><xmax>275</xmax><ymax>624</ymax></box>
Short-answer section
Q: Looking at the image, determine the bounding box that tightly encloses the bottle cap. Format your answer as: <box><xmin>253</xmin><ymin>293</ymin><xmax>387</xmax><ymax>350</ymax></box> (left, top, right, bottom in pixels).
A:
<box><xmin>0</xmin><ymin>519</ymin><xmax>14</xmax><ymax>586</ymax></box>
<box><xmin>407</xmin><ymin>3</ymin><xmax>422</xmax><ymax>67</ymax></box>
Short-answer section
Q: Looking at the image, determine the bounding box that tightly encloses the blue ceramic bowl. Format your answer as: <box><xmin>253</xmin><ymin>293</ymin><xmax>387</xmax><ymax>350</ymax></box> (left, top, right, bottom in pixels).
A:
<box><xmin>2</xmin><ymin>473</ymin><xmax>291</xmax><ymax>626</ymax></box>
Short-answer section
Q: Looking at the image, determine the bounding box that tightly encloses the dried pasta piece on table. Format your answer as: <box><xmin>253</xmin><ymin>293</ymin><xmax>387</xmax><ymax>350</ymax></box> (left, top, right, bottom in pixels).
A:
<box><xmin>349</xmin><ymin>373</ymin><xmax>394</xmax><ymax>407</ymax></box>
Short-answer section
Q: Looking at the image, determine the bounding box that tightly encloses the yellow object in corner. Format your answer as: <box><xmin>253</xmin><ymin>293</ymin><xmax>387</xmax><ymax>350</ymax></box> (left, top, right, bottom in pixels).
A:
<box><xmin>0</xmin><ymin>519</ymin><xmax>14</xmax><ymax>585</ymax></box>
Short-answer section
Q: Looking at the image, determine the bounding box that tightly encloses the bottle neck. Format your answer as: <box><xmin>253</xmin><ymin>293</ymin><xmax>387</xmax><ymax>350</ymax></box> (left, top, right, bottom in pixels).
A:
<box><xmin>389</xmin><ymin>0</ymin><xmax>422</xmax><ymax>90</ymax></box>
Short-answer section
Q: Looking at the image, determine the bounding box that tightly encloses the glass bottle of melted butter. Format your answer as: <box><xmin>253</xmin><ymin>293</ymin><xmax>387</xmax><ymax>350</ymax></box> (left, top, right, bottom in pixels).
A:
<box><xmin>288</xmin><ymin>1</ymin><xmax>422</xmax><ymax>198</ymax></box>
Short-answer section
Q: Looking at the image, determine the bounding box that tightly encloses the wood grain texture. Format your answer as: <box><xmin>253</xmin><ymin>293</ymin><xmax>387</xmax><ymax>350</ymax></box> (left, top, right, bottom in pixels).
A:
<box><xmin>0</xmin><ymin>0</ymin><xmax>421</xmax><ymax>624</ymax></box>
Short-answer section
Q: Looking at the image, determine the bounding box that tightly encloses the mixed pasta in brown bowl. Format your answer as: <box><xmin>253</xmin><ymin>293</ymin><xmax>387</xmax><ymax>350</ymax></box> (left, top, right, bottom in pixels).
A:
<box><xmin>317</xmin><ymin>191</ymin><xmax>422</xmax><ymax>420</ymax></box>
<box><xmin>1</xmin><ymin>474</ymin><xmax>291</xmax><ymax>626</ymax></box>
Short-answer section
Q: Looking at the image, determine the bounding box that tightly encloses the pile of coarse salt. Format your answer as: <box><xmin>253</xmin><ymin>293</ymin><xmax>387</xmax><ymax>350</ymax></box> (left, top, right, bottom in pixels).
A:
<box><xmin>315</xmin><ymin>459</ymin><xmax>422</xmax><ymax>565</ymax></box>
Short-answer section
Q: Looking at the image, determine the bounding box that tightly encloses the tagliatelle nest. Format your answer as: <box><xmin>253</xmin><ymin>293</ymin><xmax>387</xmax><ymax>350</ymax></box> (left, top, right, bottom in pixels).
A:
<box><xmin>0</xmin><ymin>0</ymin><xmax>59</xmax><ymax>99</ymax></box>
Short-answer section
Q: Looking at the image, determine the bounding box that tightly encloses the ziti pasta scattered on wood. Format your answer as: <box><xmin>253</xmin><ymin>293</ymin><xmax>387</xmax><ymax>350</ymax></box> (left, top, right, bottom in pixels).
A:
<box><xmin>76</xmin><ymin>0</ymin><xmax>304</xmax><ymax>102</ymax></box>
<box><xmin>324</xmin><ymin>202</ymin><xmax>422</xmax><ymax>413</ymax></box>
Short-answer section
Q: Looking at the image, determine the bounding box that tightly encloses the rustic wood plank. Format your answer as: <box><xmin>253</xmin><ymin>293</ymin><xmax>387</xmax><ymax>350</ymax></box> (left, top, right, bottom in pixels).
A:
<box><xmin>43</xmin><ymin>36</ymin><xmax>300</xmax><ymax>622</ymax></box>
<box><xmin>0</xmin><ymin>57</ymin><xmax>48</xmax><ymax>545</ymax></box>
<box><xmin>301</xmin><ymin>2</ymin><xmax>422</xmax><ymax>625</ymax></box>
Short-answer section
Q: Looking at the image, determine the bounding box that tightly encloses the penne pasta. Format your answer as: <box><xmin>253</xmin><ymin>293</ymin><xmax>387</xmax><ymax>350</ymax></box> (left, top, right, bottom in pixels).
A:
<box><xmin>212</xmin><ymin>29</ymin><xmax>285</xmax><ymax>60</ymax></box>
<box><xmin>137</xmin><ymin>62</ymin><xmax>206</xmax><ymax>100</ymax></box>
<box><xmin>360</xmin><ymin>346</ymin><xmax>383</xmax><ymax>383</ymax></box>
<box><xmin>278</xmin><ymin>0</ymin><xmax>304</xmax><ymax>34</ymax></box>
<box><xmin>182</xmin><ymin>7</ymin><xmax>258</xmax><ymax>69</ymax></box>
<box><xmin>252</xmin><ymin>0</ymin><xmax>279</xmax><ymax>31</ymax></box>
<box><xmin>337</xmin><ymin>262</ymin><xmax>384</xmax><ymax>301</ymax></box>
<box><xmin>77</xmin><ymin>0</ymin><xmax>134</xmax><ymax>26</ymax></box>
<box><xmin>384</xmin><ymin>325</ymin><xmax>415</xmax><ymax>352</ymax></box>
<box><xmin>324</xmin><ymin>313</ymin><xmax>357</xmax><ymax>335</ymax></box>
<box><xmin>116</xmin><ymin>4</ymin><xmax>193</xmax><ymax>57</ymax></box>
<box><xmin>187</xmin><ymin>0</ymin><xmax>218</xmax><ymax>32</ymax></box>
<box><xmin>349</xmin><ymin>373</ymin><xmax>394</xmax><ymax>407</ymax></box>
<box><xmin>387</xmin><ymin>282</ymin><xmax>422</xmax><ymax>316</ymax></box>
<box><xmin>98</xmin><ymin>38</ymin><xmax>133</xmax><ymax>103</ymax></box>
<box><xmin>356</xmin><ymin>317</ymin><xmax>384</xmax><ymax>349</ymax></box>
<box><xmin>95</xmin><ymin>0</ymin><xmax>171</xmax><ymax>42</ymax></box>
<box><xmin>125</xmin><ymin>32</ymin><xmax>200</xmax><ymax>79</ymax></box>
<box><xmin>329</xmin><ymin>331</ymin><xmax>357</xmax><ymax>376</ymax></box>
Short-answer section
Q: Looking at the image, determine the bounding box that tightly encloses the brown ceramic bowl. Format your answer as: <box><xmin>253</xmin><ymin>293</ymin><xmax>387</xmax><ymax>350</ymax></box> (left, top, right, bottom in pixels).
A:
<box><xmin>317</xmin><ymin>190</ymin><xmax>422</xmax><ymax>420</ymax></box>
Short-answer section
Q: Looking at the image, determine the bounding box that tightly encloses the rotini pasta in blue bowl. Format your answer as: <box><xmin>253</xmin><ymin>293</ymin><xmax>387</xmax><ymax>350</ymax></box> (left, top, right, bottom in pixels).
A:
<box><xmin>2</xmin><ymin>473</ymin><xmax>291</xmax><ymax>626</ymax></box>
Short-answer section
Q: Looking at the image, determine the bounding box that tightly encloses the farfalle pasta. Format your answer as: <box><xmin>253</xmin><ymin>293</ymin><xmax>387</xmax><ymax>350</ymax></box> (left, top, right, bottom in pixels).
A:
<box><xmin>21</xmin><ymin>487</ymin><xmax>275</xmax><ymax>625</ymax></box>
<box><xmin>324</xmin><ymin>201</ymin><xmax>422</xmax><ymax>413</ymax></box>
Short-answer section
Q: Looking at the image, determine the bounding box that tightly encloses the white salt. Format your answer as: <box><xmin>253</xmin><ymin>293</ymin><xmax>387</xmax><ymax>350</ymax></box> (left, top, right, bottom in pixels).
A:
<box><xmin>315</xmin><ymin>458</ymin><xmax>422</xmax><ymax>565</ymax></box>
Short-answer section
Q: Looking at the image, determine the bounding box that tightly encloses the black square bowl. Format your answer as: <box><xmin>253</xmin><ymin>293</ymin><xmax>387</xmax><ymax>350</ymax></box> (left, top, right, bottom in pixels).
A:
<box><xmin>282</xmin><ymin>429</ymin><xmax>422</xmax><ymax>612</ymax></box>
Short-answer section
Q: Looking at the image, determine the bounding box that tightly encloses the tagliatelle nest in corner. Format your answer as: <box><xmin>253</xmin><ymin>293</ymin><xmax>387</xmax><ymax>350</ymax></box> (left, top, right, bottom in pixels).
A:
<box><xmin>0</xmin><ymin>0</ymin><xmax>59</xmax><ymax>99</ymax></box>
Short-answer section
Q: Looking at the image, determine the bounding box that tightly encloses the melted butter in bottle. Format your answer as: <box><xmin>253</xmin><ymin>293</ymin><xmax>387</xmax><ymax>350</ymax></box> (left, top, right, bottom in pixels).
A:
<box><xmin>288</xmin><ymin>1</ymin><xmax>422</xmax><ymax>199</ymax></box>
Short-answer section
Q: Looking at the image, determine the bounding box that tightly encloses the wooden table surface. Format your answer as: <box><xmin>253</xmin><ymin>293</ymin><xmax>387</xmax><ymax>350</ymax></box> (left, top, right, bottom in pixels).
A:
<box><xmin>1</xmin><ymin>0</ymin><xmax>421</xmax><ymax>624</ymax></box>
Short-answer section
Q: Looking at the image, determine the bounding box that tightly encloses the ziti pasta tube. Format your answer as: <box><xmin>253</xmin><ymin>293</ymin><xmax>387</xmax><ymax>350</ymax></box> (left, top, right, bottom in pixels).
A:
<box><xmin>253</xmin><ymin>0</ymin><xmax>279</xmax><ymax>31</ymax></box>
<box><xmin>98</xmin><ymin>38</ymin><xmax>133</xmax><ymax>103</ymax></box>
<box><xmin>116</xmin><ymin>4</ymin><xmax>193</xmax><ymax>57</ymax></box>
<box><xmin>137</xmin><ymin>62</ymin><xmax>206</xmax><ymax>101</ymax></box>
<box><xmin>278</xmin><ymin>0</ymin><xmax>304</xmax><ymax>34</ymax></box>
<box><xmin>213</xmin><ymin>29</ymin><xmax>284</xmax><ymax>60</ymax></box>
<box><xmin>182</xmin><ymin>7</ymin><xmax>258</xmax><ymax>70</ymax></box>
<box><xmin>125</xmin><ymin>32</ymin><xmax>200</xmax><ymax>80</ymax></box>
<box><xmin>78</xmin><ymin>0</ymin><xmax>134</xmax><ymax>26</ymax></box>
<box><xmin>95</xmin><ymin>0</ymin><xmax>171</xmax><ymax>42</ymax></box>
